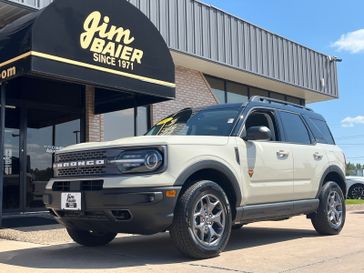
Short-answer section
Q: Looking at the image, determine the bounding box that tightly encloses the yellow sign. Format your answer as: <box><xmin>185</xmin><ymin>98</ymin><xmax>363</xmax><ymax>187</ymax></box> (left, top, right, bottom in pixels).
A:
<box><xmin>80</xmin><ymin>11</ymin><xmax>144</xmax><ymax>71</ymax></box>
<box><xmin>157</xmin><ymin>117</ymin><xmax>173</xmax><ymax>126</ymax></box>
<box><xmin>0</xmin><ymin>66</ymin><xmax>16</xmax><ymax>81</ymax></box>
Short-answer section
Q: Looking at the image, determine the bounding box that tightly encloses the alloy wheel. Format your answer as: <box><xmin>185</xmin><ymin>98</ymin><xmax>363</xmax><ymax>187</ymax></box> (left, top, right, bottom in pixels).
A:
<box><xmin>326</xmin><ymin>191</ymin><xmax>343</xmax><ymax>229</ymax></box>
<box><xmin>192</xmin><ymin>194</ymin><xmax>226</xmax><ymax>247</ymax></box>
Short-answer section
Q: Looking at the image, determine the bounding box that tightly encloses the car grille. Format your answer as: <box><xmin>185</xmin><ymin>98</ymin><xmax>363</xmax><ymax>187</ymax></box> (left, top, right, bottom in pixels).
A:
<box><xmin>52</xmin><ymin>180</ymin><xmax>104</xmax><ymax>192</ymax></box>
<box><xmin>54</xmin><ymin>150</ymin><xmax>107</xmax><ymax>177</ymax></box>
<box><xmin>52</xmin><ymin>181</ymin><xmax>70</xmax><ymax>192</ymax></box>
<box><xmin>56</xmin><ymin>150</ymin><xmax>107</xmax><ymax>162</ymax></box>
<box><xmin>57</xmin><ymin>166</ymin><xmax>106</xmax><ymax>177</ymax></box>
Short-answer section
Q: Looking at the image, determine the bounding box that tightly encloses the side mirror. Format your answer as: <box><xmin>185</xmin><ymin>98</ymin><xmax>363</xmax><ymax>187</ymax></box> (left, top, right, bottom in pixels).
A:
<box><xmin>245</xmin><ymin>126</ymin><xmax>272</xmax><ymax>141</ymax></box>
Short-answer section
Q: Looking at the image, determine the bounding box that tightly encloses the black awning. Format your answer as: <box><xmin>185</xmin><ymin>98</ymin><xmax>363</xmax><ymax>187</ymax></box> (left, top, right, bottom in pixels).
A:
<box><xmin>0</xmin><ymin>0</ymin><xmax>175</xmax><ymax>107</ymax></box>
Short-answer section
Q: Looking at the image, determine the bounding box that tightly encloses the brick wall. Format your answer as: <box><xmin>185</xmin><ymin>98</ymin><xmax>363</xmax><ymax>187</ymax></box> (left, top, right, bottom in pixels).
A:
<box><xmin>152</xmin><ymin>66</ymin><xmax>217</xmax><ymax>124</ymax></box>
<box><xmin>85</xmin><ymin>86</ymin><xmax>104</xmax><ymax>142</ymax></box>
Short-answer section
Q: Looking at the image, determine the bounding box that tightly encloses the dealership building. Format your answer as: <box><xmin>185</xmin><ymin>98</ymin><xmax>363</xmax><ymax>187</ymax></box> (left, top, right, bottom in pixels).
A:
<box><xmin>0</xmin><ymin>0</ymin><xmax>339</xmax><ymax>217</ymax></box>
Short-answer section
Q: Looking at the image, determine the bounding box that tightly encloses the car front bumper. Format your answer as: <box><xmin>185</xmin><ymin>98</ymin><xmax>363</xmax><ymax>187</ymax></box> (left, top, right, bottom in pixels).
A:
<box><xmin>43</xmin><ymin>186</ymin><xmax>181</xmax><ymax>235</ymax></box>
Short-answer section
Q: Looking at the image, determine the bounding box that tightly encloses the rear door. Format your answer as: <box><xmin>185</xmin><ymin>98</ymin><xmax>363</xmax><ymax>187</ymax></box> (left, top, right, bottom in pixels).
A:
<box><xmin>237</xmin><ymin>108</ymin><xmax>294</xmax><ymax>205</ymax></box>
<box><xmin>278</xmin><ymin>111</ymin><xmax>328</xmax><ymax>200</ymax></box>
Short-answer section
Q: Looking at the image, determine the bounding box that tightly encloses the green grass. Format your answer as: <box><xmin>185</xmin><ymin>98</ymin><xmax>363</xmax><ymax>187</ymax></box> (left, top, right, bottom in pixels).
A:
<box><xmin>346</xmin><ymin>199</ymin><xmax>364</xmax><ymax>205</ymax></box>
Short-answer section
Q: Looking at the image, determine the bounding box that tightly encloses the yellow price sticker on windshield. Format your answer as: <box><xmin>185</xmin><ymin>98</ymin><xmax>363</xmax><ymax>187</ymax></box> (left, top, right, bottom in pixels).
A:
<box><xmin>157</xmin><ymin>117</ymin><xmax>173</xmax><ymax>126</ymax></box>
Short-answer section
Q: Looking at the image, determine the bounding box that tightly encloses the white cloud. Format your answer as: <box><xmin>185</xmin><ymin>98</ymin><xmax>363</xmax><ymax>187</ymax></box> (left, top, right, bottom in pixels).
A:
<box><xmin>341</xmin><ymin>116</ymin><xmax>364</xmax><ymax>127</ymax></box>
<box><xmin>333</xmin><ymin>29</ymin><xmax>364</xmax><ymax>54</ymax></box>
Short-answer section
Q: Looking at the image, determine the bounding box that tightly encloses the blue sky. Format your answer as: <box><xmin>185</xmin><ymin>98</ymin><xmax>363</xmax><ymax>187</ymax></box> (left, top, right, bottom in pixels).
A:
<box><xmin>202</xmin><ymin>0</ymin><xmax>364</xmax><ymax>164</ymax></box>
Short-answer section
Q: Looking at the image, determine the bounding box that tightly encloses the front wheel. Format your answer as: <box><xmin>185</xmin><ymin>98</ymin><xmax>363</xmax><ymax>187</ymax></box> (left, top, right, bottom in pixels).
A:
<box><xmin>66</xmin><ymin>228</ymin><xmax>117</xmax><ymax>247</ymax></box>
<box><xmin>311</xmin><ymin>181</ymin><xmax>346</xmax><ymax>235</ymax></box>
<box><xmin>170</xmin><ymin>180</ymin><xmax>232</xmax><ymax>259</ymax></box>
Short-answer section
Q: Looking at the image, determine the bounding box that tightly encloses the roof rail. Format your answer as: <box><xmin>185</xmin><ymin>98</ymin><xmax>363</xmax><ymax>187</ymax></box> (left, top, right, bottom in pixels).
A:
<box><xmin>250</xmin><ymin>96</ymin><xmax>312</xmax><ymax>111</ymax></box>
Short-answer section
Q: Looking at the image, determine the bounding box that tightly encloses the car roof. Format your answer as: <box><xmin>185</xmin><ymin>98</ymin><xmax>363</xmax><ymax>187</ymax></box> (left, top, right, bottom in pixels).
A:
<box><xmin>195</xmin><ymin>98</ymin><xmax>325</xmax><ymax>121</ymax></box>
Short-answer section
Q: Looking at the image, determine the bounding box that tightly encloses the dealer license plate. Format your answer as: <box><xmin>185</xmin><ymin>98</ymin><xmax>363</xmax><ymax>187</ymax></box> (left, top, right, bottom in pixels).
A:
<box><xmin>61</xmin><ymin>192</ymin><xmax>82</xmax><ymax>211</ymax></box>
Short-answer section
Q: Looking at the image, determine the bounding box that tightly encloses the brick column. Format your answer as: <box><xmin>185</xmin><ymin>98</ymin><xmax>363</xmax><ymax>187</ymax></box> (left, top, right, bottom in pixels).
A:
<box><xmin>151</xmin><ymin>66</ymin><xmax>217</xmax><ymax>124</ymax></box>
<box><xmin>85</xmin><ymin>86</ymin><xmax>104</xmax><ymax>142</ymax></box>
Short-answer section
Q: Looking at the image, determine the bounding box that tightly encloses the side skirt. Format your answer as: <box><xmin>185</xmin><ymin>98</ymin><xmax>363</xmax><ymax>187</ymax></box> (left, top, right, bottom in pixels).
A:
<box><xmin>235</xmin><ymin>199</ymin><xmax>319</xmax><ymax>224</ymax></box>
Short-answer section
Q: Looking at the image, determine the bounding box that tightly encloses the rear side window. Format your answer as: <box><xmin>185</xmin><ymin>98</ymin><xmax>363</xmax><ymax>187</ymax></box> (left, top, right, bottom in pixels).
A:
<box><xmin>279</xmin><ymin>111</ymin><xmax>311</xmax><ymax>144</ymax></box>
<box><xmin>308</xmin><ymin>118</ymin><xmax>335</xmax><ymax>145</ymax></box>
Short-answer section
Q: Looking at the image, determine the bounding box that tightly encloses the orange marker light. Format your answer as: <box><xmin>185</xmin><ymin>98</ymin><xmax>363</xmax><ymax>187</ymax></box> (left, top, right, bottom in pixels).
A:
<box><xmin>166</xmin><ymin>190</ymin><xmax>177</xmax><ymax>198</ymax></box>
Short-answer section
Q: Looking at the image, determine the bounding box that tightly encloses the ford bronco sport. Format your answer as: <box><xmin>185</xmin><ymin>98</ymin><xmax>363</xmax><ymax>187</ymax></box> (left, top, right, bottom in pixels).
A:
<box><xmin>44</xmin><ymin>96</ymin><xmax>347</xmax><ymax>259</ymax></box>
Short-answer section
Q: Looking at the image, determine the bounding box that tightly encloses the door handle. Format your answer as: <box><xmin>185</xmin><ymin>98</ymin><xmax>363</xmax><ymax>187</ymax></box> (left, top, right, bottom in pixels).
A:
<box><xmin>277</xmin><ymin>150</ymin><xmax>289</xmax><ymax>158</ymax></box>
<box><xmin>313</xmin><ymin>152</ymin><xmax>323</xmax><ymax>160</ymax></box>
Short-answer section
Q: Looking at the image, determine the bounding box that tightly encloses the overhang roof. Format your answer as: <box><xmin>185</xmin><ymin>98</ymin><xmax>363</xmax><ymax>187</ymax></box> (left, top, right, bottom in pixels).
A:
<box><xmin>0</xmin><ymin>0</ymin><xmax>176</xmax><ymax>109</ymax></box>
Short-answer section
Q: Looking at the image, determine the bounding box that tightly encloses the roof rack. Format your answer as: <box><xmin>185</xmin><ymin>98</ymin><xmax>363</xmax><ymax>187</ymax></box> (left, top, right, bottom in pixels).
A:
<box><xmin>250</xmin><ymin>96</ymin><xmax>312</xmax><ymax>112</ymax></box>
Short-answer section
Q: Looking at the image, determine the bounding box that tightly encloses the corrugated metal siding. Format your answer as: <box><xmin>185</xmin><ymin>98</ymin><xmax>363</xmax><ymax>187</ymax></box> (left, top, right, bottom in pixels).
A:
<box><xmin>1</xmin><ymin>0</ymin><xmax>339</xmax><ymax>97</ymax></box>
<box><xmin>127</xmin><ymin>0</ymin><xmax>338</xmax><ymax>98</ymax></box>
<box><xmin>4</xmin><ymin>0</ymin><xmax>52</xmax><ymax>9</ymax></box>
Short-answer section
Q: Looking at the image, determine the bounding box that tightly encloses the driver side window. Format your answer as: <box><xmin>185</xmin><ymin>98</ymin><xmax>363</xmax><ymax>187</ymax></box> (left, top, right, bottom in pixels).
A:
<box><xmin>245</xmin><ymin>110</ymin><xmax>280</xmax><ymax>141</ymax></box>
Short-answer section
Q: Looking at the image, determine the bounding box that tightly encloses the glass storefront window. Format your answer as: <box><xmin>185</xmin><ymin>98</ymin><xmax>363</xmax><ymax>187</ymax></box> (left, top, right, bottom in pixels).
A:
<box><xmin>104</xmin><ymin>107</ymin><xmax>150</xmax><ymax>141</ymax></box>
<box><xmin>104</xmin><ymin>108</ymin><xmax>134</xmax><ymax>141</ymax></box>
<box><xmin>226</xmin><ymin>82</ymin><xmax>248</xmax><ymax>104</ymax></box>
<box><xmin>250</xmin><ymin>87</ymin><xmax>269</xmax><ymax>98</ymax></box>
<box><xmin>137</xmin><ymin>106</ymin><xmax>148</xmax><ymax>135</ymax></box>
<box><xmin>3</xmin><ymin>127</ymin><xmax>20</xmax><ymax>210</ymax></box>
<box><xmin>55</xmin><ymin>119</ymin><xmax>81</xmax><ymax>147</ymax></box>
<box><xmin>270</xmin><ymin>92</ymin><xmax>286</xmax><ymax>101</ymax></box>
<box><xmin>206</xmin><ymin>76</ymin><xmax>225</xmax><ymax>104</ymax></box>
<box><xmin>287</xmin><ymin>96</ymin><xmax>302</xmax><ymax>105</ymax></box>
<box><xmin>27</xmin><ymin>126</ymin><xmax>53</xmax><ymax>209</ymax></box>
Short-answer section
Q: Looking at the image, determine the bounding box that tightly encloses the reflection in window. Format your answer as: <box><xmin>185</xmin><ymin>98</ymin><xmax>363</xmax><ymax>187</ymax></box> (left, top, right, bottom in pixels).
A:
<box><xmin>104</xmin><ymin>107</ymin><xmax>150</xmax><ymax>141</ymax></box>
<box><xmin>226</xmin><ymin>82</ymin><xmax>248</xmax><ymax>103</ymax></box>
<box><xmin>104</xmin><ymin>109</ymin><xmax>134</xmax><ymax>141</ymax></box>
<box><xmin>270</xmin><ymin>92</ymin><xmax>285</xmax><ymax>101</ymax></box>
<box><xmin>27</xmin><ymin>126</ymin><xmax>53</xmax><ymax>208</ymax></box>
<box><xmin>55</xmin><ymin>119</ymin><xmax>81</xmax><ymax>147</ymax></box>
<box><xmin>287</xmin><ymin>96</ymin><xmax>302</xmax><ymax>105</ymax></box>
<box><xmin>205</xmin><ymin>74</ymin><xmax>306</xmax><ymax>106</ymax></box>
<box><xmin>250</xmin><ymin>88</ymin><xmax>269</xmax><ymax>98</ymax></box>
<box><xmin>205</xmin><ymin>76</ymin><xmax>225</xmax><ymax>104</ymax></box>
<box><xmin>137</xmin><ymin>107</ymin><xmax>148</xmax><ymax>136</ymax></box>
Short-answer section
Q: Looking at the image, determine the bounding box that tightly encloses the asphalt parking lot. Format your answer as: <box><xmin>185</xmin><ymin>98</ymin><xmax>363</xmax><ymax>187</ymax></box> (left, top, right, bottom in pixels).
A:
<box><xmin>0</xmin><ymin>207</ymin><xmax>363</xmax><ymax>273</ymax></box>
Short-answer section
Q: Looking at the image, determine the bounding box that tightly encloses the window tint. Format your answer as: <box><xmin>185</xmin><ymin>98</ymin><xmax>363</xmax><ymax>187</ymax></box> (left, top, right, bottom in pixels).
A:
<box><xmin>308</xmin><ymin>118</ymin><xmax>335</xmax><ymax>144</ymax></box>
<box><xmin>245</xmin><ymin>111</ymin><xmax>280</xmax><ymax>141</ymax></box>
<box><xmin>280</xmin><ymin>112</ymin><xmax>311</xmax><ymax>144</ymax></box>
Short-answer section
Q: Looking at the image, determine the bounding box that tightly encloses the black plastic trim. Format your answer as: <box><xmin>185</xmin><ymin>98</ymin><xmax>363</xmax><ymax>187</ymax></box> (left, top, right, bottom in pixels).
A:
<box><xmin>235</xmin><ymin>199</ymin><xmax>319</xmax><ymax>224</ymax></box>
<box><xmin>317</xmin><ymin>165</ymin><xmax>346</xmax><ymax>198</ymax></box>
<box><xmin>174</xmin><ymin>160</ymin><xmax>242</xmax><ymax>206</ymax></box>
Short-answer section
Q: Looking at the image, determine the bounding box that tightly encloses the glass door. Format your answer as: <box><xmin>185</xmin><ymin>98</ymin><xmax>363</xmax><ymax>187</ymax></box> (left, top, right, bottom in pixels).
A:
<box><xmin>3</xmin><ymin>108</ymin><xmax>21</xmax><ymax>211</ymax></box>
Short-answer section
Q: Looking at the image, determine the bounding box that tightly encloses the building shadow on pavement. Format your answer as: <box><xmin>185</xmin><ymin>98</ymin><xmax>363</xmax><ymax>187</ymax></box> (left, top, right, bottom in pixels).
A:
<box><xmin>0</xmin><ymin>226</ymin><xmax>318</xmax><ymax>270</ymax></box>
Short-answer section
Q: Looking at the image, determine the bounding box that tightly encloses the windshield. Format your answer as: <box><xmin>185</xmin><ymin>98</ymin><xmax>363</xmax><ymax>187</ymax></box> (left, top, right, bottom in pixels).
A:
<box><xmin>146</xmin><ymin>106</ymin><xmax>242</xmax><ymax>136</ymax></box>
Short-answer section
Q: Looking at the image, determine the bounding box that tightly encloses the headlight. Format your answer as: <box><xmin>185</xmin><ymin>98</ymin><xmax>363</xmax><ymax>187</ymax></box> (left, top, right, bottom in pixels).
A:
<box><xmin>110</xmin><ymin>149</ymin><xmax>164</xmax><ymax>174</ymax></box>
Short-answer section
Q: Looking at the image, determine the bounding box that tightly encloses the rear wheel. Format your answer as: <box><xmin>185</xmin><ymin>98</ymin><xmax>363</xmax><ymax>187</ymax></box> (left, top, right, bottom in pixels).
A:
<box><xmin>170</xmin><ymin>180</ymin><xmax>232</xmax><ymax>259</ymax></box>
<box><xmin>66</xmin><ymin>228</ymin><xmax>117</xmax><ymax>247</ymax></box>
<box><xmin>311</xmin><ymin>181</ymin><xmax>346</xmax><ymax>235</ymax></box>
<box><xmin>348</xmin><ymin>184</ymin><xmax>364</xmax><ymax>199</ymax></box>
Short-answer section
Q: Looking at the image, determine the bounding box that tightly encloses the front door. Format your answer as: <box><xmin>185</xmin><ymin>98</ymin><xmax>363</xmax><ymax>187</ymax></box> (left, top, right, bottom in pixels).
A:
<box><xmin>237</xmin><ymin>109</ymin><xmax>294</xmax><ymax>205</ymax></box>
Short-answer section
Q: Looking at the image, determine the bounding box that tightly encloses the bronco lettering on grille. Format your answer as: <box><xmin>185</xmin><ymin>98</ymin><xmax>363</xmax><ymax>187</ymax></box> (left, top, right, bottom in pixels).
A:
<box><xmin>53</xmin><ymin>160</ymin><xmax>106</xmax><ymax>169</ymax></box>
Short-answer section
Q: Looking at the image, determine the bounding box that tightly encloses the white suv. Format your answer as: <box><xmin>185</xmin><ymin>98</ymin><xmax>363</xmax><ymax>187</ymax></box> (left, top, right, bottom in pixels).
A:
<box><xmin>44</xmin><ymin>96</ymin><xmax>347</xmax><ymax>259</ymax></box>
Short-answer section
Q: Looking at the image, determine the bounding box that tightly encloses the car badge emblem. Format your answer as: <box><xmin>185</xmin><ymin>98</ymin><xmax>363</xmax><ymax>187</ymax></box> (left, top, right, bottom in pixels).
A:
<box><xmin>248</xmin><ymin>168</ymin><xmax>254</xmax><ymax>177</ymax></box>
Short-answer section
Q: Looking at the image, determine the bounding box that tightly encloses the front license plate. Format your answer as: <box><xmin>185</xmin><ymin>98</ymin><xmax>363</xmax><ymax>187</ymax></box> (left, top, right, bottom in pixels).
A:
<box><xmin>61</xmin><ymin>192</ymin><xmax>82</xmax><ymax>211</ymax></box>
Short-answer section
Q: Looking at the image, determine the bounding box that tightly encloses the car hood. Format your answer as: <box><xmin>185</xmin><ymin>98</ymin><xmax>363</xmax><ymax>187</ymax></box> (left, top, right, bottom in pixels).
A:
<box><xmin>58</xmin><ymin>135</ymin><xmax>230</xmax><ymax>153</ymax></box>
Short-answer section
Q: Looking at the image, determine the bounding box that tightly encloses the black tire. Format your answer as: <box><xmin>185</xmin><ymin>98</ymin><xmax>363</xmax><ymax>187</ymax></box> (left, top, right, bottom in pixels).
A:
<box><xmin>311</xmin><ymin>181</ymin><xmax>346</xmax><ymax>235</ymax></box>
<box><xmin>232</xmin><ymin>224</ymin><xmax>244</xmax><ymax>230</ymax></box>
<box><xmin>66</xmin><ymin>228</ymin><xmax>117</xmax><ymax>247</ymax></box>
<box><xmin>170</xmin><ymin>180</ymin><xmax>232</xmax><ymax>259</ymax></box>
<box><xmin>348</xmin><ymin>184</ymin><xmax>364</xmax><ymax>199</ymax></box>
